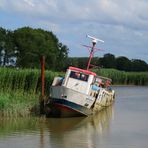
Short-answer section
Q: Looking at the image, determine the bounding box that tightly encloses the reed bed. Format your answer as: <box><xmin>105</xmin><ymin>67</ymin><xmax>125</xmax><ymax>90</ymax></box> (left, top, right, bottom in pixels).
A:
<box><xmin>94</xmin><ymin>68</ymin><xmax>148</xmax><ymax>85</ymax></box>
<box><xmin>0</xmin><ymin>67</ymin><xmax>61</xmax><ymax>117</ymax></box>
<box><xmin>0</xmin><ymin>67</ymin><xmax>147</xmax><ymax>117</ymax></box>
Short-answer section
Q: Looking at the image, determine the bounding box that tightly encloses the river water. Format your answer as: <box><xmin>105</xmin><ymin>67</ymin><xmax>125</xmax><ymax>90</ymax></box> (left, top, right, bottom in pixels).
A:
<box><xmin>0</xmin><ymin>86</ymin><xmax>148</xmax><ymax>148</ymax></box>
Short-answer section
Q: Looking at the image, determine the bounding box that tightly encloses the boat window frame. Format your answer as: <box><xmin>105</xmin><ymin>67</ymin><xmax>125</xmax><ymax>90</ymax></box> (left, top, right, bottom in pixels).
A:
<box><xmin>69</xmin><ymin>71</ymin><xmax>89</xmax><ymax>82</ymax></box>
<box><xmin>93</xmin><ymin>76</ymin><xmax>112</xmax><ymax>88</ymax></box>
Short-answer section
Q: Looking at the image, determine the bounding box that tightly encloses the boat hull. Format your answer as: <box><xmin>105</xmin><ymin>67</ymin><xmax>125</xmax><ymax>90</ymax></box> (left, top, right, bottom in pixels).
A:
<box><xmin>45</xmin><ymin>83</ymin><xmax>115</xmax><ymax>118</ymax></box>
<box><xmin>45</xmin><ymin>98</ymin><xmax>93</xmax><ymax>118</ymax></box>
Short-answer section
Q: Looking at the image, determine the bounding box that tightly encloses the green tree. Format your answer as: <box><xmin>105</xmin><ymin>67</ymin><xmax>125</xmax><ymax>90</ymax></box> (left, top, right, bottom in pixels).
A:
<box><xmin>4</xmin><ymin>30</ymin><xmax>15</xmax><ymax>66</ymax></box>
<box><xmin>66</xmin><ymin>57</ymin><xmax>79</xmax><ymax>68</ymax></box>
<box><xmin>56</xmin><ymin>43</ymin><xmax>69</xmax><ymax>71</ymax></box>
<box><xmin>13</xmin><ymin>27</ymin><xmax>68</xmax><ymax>70</ymax></box>
<box><xmin>66</xmin><ymin>57</ymin><xmax>99</xmax><ymax>70</ymax></box>
<box><xmin>116</xmin><ymin>56</ymin><xmax>131</xmax><ymax>71</ymax></box>
<box><xmin>100</xmin><ymin>53</ymin><xmax>116</xmax><ymax>68</ymax></box>
<box><xmin>0</xmin><ymin>27</ymin><xmax>6</xmax><ymax>65</ymax></box>
<box><xmin>131</xmin><ymin>59</ymin><xmax>148</xmax><ymax>71</ymax></box>
<box><xmin>0</xmin><ymin>28</ymin><xmax>15</xmax><ymax>66</ymax></box>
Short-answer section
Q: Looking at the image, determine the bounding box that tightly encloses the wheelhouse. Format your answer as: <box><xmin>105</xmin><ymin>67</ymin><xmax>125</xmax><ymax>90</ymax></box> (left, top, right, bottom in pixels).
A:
<box><xmin>62</xmin><ymin>67</ymin><xmax>96</xmax><ymax>94</ymax></box>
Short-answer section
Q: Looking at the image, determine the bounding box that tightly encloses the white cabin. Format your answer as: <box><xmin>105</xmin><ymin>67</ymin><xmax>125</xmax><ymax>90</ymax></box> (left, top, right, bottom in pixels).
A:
<box><xmin>62</xmin><ymin>67</ymin><xmax>96</xmax><ymax>94</ymax></box>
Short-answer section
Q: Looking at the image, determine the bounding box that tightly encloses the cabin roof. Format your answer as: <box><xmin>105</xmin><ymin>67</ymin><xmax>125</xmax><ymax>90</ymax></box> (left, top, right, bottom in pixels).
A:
<box><xmin>69</xmin><ymin>66</ymin><xmax>96</xmax><ymax>76</ymax></box>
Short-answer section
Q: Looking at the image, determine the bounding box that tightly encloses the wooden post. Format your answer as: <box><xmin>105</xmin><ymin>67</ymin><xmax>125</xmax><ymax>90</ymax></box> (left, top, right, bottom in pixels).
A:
<box><xmin>40</xmin><ymin>55</ymin><xmax>45</xmax><ymax>114</ymax></box>
<box><xmin>41</xmin><ymin>56</ymin><xmax>45</xmax><ymax>98</ymax></box>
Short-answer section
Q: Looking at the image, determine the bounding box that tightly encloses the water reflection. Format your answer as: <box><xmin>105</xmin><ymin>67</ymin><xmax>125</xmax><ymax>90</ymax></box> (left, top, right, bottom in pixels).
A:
<box><xmin>0</xmin><ymin>105</ymin><xmax>114</xmax><ymax>148</ymax></box>
<box><xmin>45</xmin><ymin>105</ymin><xmax>114</xmax><ymax>148</ymax></box>
<box><xmin>87</xmin><ymin>106</ymin><xmax>113</xmax><ymax>135</ymax></box>
<box><xmin>0</xmin><ymin>118</ymin><xmax>39</xmax><ymax>137</ymax></box>
<box><xmin>1</xmin><ymin>86</ymin><xmax>148</xmax><ymax>148</ymax></box>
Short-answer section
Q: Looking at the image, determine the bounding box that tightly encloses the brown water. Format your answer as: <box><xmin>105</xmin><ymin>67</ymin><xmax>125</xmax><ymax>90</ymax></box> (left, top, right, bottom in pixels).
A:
<box><xmin>0</xmin><ymin>86</ymin><xmax>148</xmax><ymax>148</ymax></box>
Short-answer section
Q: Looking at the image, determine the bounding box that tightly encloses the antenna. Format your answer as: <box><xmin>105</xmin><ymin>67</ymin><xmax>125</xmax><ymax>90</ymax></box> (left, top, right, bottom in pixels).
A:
<box><xmin>85</xmin><ymin>35</ymin><xmax>104</xmax><ymax>70</ymax></box>
<box><xmin>86</xmin><ymin>35</ymin><xmax>104</xmax><ymax>44</ymax></box>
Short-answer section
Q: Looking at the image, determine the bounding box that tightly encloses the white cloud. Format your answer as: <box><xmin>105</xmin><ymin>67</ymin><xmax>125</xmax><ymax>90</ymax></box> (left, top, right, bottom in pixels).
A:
<box><xmin>23</xmin><ymin>0</ymin><xmax>35</xmax><ymax>7</ymax></box>
<box><xmin>0</xmin><ymin>0</ymin><xmax>7</xmax><ymax>9</ymax></box>
<box><xmin>36</xmin><ymin>20</ymin><xmax>60</xmax><ymax>33</ymax></box>
<box><xmin>0</xmin><ymin>0</ymin><xmax>148</xmax><ymax>62</ymax></box>
<box><xmin>1</xmin><ymin>0</ymin><xmax>148</xmax><ymax>29</ymax></box>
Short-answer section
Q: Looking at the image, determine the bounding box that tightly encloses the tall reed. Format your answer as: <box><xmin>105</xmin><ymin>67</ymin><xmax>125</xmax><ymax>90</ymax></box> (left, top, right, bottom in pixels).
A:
<box><xmin>94</xmin><ymin>68</ymin><xmax>148</xmax><ymax>85</ymax></box>
<box><xmin>0</xmin><ymin>67</ymin><xmax>60</xmax><ymax>117</ymax></box>
<box><xmin>0</xmin><ymin>67</ymin><xmax>147</xmax><ymax>117</ymax></box>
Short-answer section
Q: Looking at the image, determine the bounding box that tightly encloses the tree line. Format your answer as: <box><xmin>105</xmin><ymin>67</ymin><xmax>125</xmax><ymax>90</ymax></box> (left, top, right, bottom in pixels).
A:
<box><xmin>0</xmin><ymin>27</ymin><xmax>68</xmax><ymax>70</ymax></box>
<box><xmin>0</xmin><ymin>26</ymin><xmax>148</xmax><ymax>72</ymax></box>
<box><xmin>66</xmin><ymin>54</ymin><xmax>148</xmax><ymax>72</ymax></box>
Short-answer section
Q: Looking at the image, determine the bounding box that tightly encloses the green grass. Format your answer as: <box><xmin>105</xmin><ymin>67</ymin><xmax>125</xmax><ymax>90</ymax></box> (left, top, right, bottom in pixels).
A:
<box><xmin>0</xmin><ymin>91</ymin><xmax>39</xmax><ymax>117</ymax></box>
<box><xmin>94</xmin><ymin>68</ymin><xmax>148</xmax><ymax>85</ymax></box>
<box><xmin>0</xmin><ymin>67</ymin><xmax>62</xmax><ymax>117</ymax></box>
<box><xmin>0</xmin><ymin>67</ymin><xmax>147</xmax><ymax>117</ymax></box>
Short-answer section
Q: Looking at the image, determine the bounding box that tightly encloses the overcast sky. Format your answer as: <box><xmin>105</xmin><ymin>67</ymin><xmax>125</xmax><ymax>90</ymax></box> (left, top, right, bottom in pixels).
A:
<box><xmin>0</xmin><ymin>0</ymin><xmax>148</xmax><ymax>62</ymax></box>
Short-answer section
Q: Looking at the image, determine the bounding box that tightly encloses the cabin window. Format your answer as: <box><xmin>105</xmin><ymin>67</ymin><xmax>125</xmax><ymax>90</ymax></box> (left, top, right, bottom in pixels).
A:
<box><xmin>69</xmin><ymin>71</ymin><xmax>89</xmax><ymax>82</ymax></box>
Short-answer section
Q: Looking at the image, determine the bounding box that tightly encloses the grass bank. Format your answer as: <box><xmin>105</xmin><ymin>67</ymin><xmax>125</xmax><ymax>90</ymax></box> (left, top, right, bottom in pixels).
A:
<box><xmin>0</xmin><ymin>67</ymin><xmax>61</xmax><ymax>117</ymax></box>
<box><xmin>0</xmin><ymin>67</ymin><xmax>147</xmax><ymax>117</ymax></box>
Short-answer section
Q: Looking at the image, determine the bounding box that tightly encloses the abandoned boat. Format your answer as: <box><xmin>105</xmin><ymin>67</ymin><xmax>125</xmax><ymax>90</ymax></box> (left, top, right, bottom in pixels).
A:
<box><xmin>45</xmin><ymin>35</ymin><xmax>115</xmax><ymax>117</ymax></box>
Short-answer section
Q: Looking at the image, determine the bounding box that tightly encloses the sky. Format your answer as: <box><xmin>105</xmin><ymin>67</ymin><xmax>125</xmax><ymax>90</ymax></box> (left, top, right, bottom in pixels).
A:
<box><xmin>0</xmin><ymin>0</ymin><xmax>148</xmax><ymax>62</ymax></box>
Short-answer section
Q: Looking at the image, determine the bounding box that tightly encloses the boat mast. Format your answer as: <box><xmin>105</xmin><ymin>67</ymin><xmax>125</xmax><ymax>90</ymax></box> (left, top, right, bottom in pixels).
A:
<box><xmin>86</xmin><ymin>35</ymin><xmax>104</xmax><ymax>71</ymax></box>
<box><xmin>86</xmin><ymin>40</ymin><xmax>96</xmax><ymax>70</ymax></box>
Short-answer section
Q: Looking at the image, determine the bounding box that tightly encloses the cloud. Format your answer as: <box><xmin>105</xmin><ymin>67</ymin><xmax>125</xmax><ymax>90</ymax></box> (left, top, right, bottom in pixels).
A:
<box><xmin>0</xmin><ymin>0</ymin><xmax>148</xmax><ymax>62</ymax></box>
<box><xmin>0</xmin><ymin>0</ymin><xmax>147</xmax><ymax>31</ymax></box>
<box><xmin>36</xmin><ymin>20</ymin><xmax>60</xmax><ymax>33</ymax></box>
<box><xmin>23</xmin><ymin>0</ymin><xmax>35</xmax><ymax>7</ymax></box>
